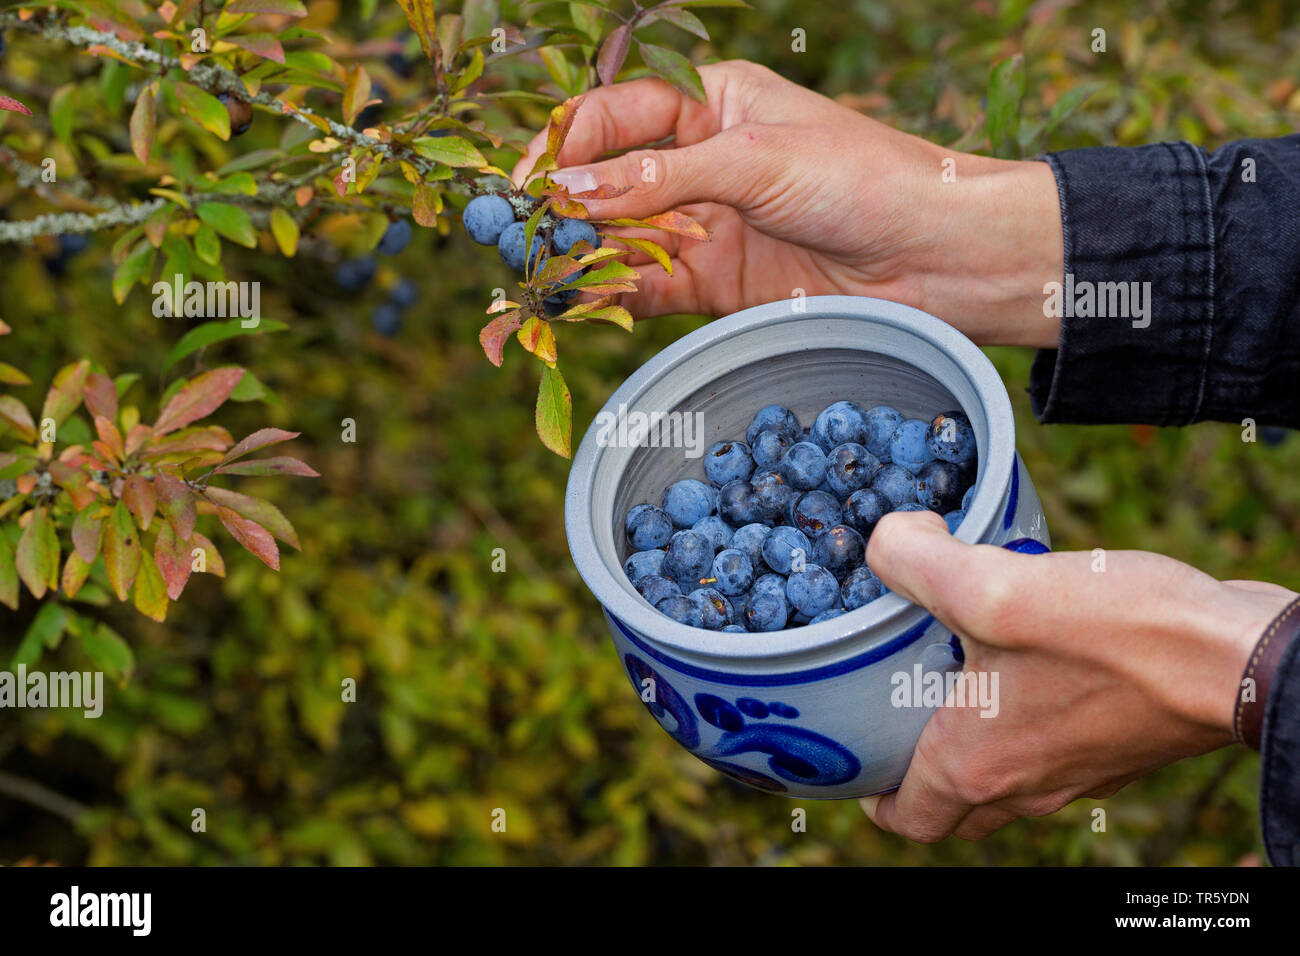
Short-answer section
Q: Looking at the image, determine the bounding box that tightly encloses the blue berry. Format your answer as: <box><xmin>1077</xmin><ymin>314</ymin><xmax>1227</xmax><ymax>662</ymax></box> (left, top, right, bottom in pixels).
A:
<box><xmin>721</xmin><ymin>624</ymin><xmax>747</xmax><ymax>633</ymax></box>
<box><xmin>844</xmin><ymin>488</ymin><xmax>890</xmax><ymax>536</ymax></box>
<box><xmin>961</xmin><ymin>484</ymin><xmax>976</xmax><ymax>512</ymax></box>
<box><xmin>943</xmin><ymin>509</ymin><xmax>965</xmax><ymax>533</ymax></box>
<box><xmin>335</xmin><ymin>256</ymin><xmax>377</xmax><ymax>292</ymax></box>
<box><xmin>705</xmin><ymin>440</ymin><xmax>754</xmax><ymax>486</ymax></box>
<box><xmin>871</xmin><ymin>463</ymin><xmax>919</xmax><ymax>509</ymax></box>
<box><xmin>552</xmin><ymin>217</ymin><xmax>599</xmax><ymax>254</ymax></box>
<box><xmin>636</xmin><ymin>574</ymin><xmax>680</xmax><ymax>607</ymax></box>
<box><xmin>497</xmin><ymin>220</ymin><xmax>547</xmax><ymax>272</ymax></box>
<box><xmin>463</xmin><ymin>195</ymin><xmax>516</xmax><ymax>246</ymax></box>
<box><xmin>625</xmin><ymin>503</ymin><xmax>673</xmax><ymax>550</ymax></box>
<box><xmin>811</xmin><ymin>524</ymin><xmax>866</xmax><ymax>581</ymax></box>
<box><xmin>656</xmin><ymin>594</ymin><xmax>703</xmax><ymax>628</ymax></box>
<box><xmin>761</xmin><ymin>526</ymin><xmax>810</xmax><ymax>576</ymax></box>
<box><xmin>742</xmin><ymin>591</ymin><xmax>788</xmax><ymax>632</ymax></box>
<box><xmin>729</xmin><ymin>523</ymin><xmax>771</xmax><ymax>572</ymax></box>
<box><xmin>778</xmin><ymin>441</ymin><xmax>828</xmax><ymax>491</ymax></box>
<box><xmin>894</xmin><ymin>502</ymin><xmax>927</xmax><ymax>512</ymax></box>
<box><xmin>688</xmin><ymin>588</ymin><xmax>734</xmax><ymax>630</ymax></box>
<box><xmin>746</xmin><ymin>405</ymin><xmax>802</xmax><ymax>445</ymax></box>
<box><xmin>927</xmin><ymin>410</ymin><xmax>976</xmax><ymax>465</ymax></box>
<box><xmin>661</xmin><ymin>479</ymin><xmax>716</xmax><ymax>528</ymax></box>
<box><xmin>842</xmin><ymin>566</ymin><xmax>884</xmax><ymax>610</ymax></box>
<box><xmin>371</xmin><ymin>302</ymin><xmax>403</xmax><ymax>336</ymax></box>
<box><xmin>791</xmin><ymin>490</ymin><xmax>842</xmax><ymax>536</ymax></box>
<box><xmin>710</xmin><ymin>548</ymin><xmax>755</xmax><ymax>596</ymax></box>
<box><xmin>888</xmin><ymin>419</ymin><xmax>934</xmax><ymax>475</ymax></box>
<box><xmin>623</xmin><ymin>549</ymin><xmax>666</xmax><ymax>584</ymax></box>
<box><xmin>811</xmin><ymin>401</ymin><xmax>868</xmax><ymax>452</ymax></box>
<box><xmin>810</xmin><ymin>609</ymin><xmax>846</xmax><ymax>624</ymax></box>
<box><xmin>751</xmin><ymin>429</ymin><xmax>793</xmax><ymax>470</ymax></box>
<box><xmin>389</xmin><ymin>278</ymin><xmax>418</xmax><ymax>309</ymax></box>
<box><xmin>863</xmin><ymin>405</ymin><xmax>904</xmax><ymax>461</ymax></box>
<box><xmin>717</xmin><ymin>479</ymin><xmax>761</xmax><ymax>525</ymax></box>
<box><xmin>786</xmin><ymin>564</ymin><xmax>839</xmax><ymax>617</ymax></box>
<box><xmin>377</xmin><ymin>219</ymin><xmax>412</xmax><ymax>255</ymax></box>
<box><xmin>662</xmin><ymin>530</ymin><xmax>713</xmax><ymax>591</ymax></box>
<box><xmin>751</xmin><ymin>572</ymin><xmax>789</xmax><ymax>602</ymax></box>
<box><xmin>916</xmin><ymin>460</ymin><xmax>963</xmax><ymax>513</ymax></box>
<box><xmin>691</xmin><ymin>515</ymin><xmax>734</xmax><ymax>552</ymax></box>
<box><xmin>751</xmin><ymin>470</ymin><xmax>793</xmax><ymax>524</ymax></box>
<box><xmin>58</xmin><ymin>233</ymin><xmax>89</xmax><ymax>256</ymax></box>
<box><xmin>824</xmin><ymin>442</ymin><xmax>880</xmax><ymax>498</ymax></box>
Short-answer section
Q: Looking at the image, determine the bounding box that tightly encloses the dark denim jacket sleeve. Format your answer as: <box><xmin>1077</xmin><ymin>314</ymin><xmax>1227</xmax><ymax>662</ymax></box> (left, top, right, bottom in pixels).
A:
<box><xmin>1031</xmin><ymin>134</ymin><xmax>1300</xmax><ymax>428</ymax></box>
<box><xmin>1032</xmin><ymin>134</ymin><xmax>1300</xmax><ymax>867</ymax></box>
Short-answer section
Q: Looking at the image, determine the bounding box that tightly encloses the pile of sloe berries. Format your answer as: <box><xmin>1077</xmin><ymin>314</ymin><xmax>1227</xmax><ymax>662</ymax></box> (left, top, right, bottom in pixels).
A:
<box><xmin>621</xmin><ymin>401</ymin><xmax>978</xmax><ymax>632</ymax></box>
<box><xmin>333</xmin><ymin>219</ymin><xmax>417</xmax><ymax>337</ymax></box>
<box><xmin>461</xmin><ymin>194</ymin><xmax>600</xmax><ymax>316</ymax></box>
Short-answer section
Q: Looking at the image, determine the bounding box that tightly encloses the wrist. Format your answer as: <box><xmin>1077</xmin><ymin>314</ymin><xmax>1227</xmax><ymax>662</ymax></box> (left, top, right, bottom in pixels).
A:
<box><xmin>914</xmin><ymin>154</ymin><xmax>1064</xmax><ymax>348</ymax></box>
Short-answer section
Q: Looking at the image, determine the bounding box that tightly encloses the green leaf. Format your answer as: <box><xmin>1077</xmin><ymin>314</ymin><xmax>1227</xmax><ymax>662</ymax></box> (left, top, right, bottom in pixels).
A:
<box><xmin>162</xmin><ymin>318</ymin><xmax>289</xmax><ymax>374</ymax></box>
<box><xmin>0</xmin><ymin>396</ymin><xmax>37</xmax><ymax>442</ymax></box>
<box><xmin>522</xmin><ymin>200</ymin><xmax>549</xmax><ymax>280</ymax></box>
<box><xmin>130</xmin><ymin>81</ymin><xmax>158</xmax><ymax>164</ymax></box>
<box><xmin>112</xmin><ymin>240</ymin><xmax>157</xmax><ymax>305</ymax></box>
<box><xmin>270</xmin><ymin>207</ymin><xmax>299</xmax><ymax>257</ymax></box>
<box><xmin>205</xmin><ymin>487</ymin><xmax>300</xmax><ymax>549</ymax></box>
<box><xmin>1042</xmin><ymin>81</ymin><xmax>1105</xmax><ymax>139</ymax></box>
<box><xmin>72</xmin><ymin>504</ymin><xmax>104</xmax><ymax>563</ymax></box>
<box><xmin>102</xmin><ymin>500</ymin><xmax>142</xmax><ymax>602</ymax></box>
<box><xmin>0</xmin><ymin>532</ymin><xmax>17</xmax><ymax>611</ymax></box>
<box><xmin>535</xmin><ymin>365</ymin><xmax>572</xmax><ymax>458</ymax></box>
<box><xmin>226</xmin><ymin>0</ymin><xmax>308</xmax><ymax>16</ymax></box>
<box><xmin>228</xmin><ymin>368</ymin><xmax>278</xmax><ymax>405</ymax></box>
<box><xmin>78</xmin><ymin>622</ymin><xmax>134</xmax><ymax>683</ymax></box>
<box><xmin>637</xmin><ymin>41</ymin><xmax>706</xmax><ymax>102</ymax></box>
<box><xmin>12</xmin><ymin>603</ymin><xmax>68</xmax><ymax>668</ymax></box>
<box><xmin>49</xmin><ymin>83</ymin><xmax>77</xmax><ymax>145</ymax></box>
<box><xmin>0</xmin><ymin>362</ymin><xmax>31</xmax><ymax>386</ymax></box>
<box><xmin>193</xmin><ymin>223</ymin><xmax>222</xmax><ymax>264</ymax></box>
<box><xmin>197</xmin><ymin>203</ymin><xmax>257</xmax><ymax>249</ymax></box>
<box><xmin>176</xmin><ymin>83</ymin><xmax>231</xmax><ymax>140</ymax></box>
<box><xmin>132</xmin><ymin>551</ymin><xmax>169</xmax><ymax>623</ymax></box>
<box><xmin>396</xmin><ymin>0</ymin><xmax>439</xmax><ymax>68</ymax></box>
<box><xmin>412</xmin><ymin>136</ymin><xmax>487</xmax><ymax>168</ymax></box>
<box><xmin>15</xmin><ymin>507</ymin><xmax>59</xmax><ymax>599</ymax></box>
<box><xmin>986</xmin><ymin>54</ymin><xmax>1026</xmax><ymax>159</ymax></box>
<box><xmin>41</xmin><ymin>359</ymin><xmax>91</xmax><ymax>428</ymax></box>
<box><xmin>643</xmin><ymin>6</ymin><xmax>710</xmax><ymax>40</ymax></box>
<box><xmin>214</xmin><ymin>456</ymin><xmax>319</xmax><ymax>478</ymax></box>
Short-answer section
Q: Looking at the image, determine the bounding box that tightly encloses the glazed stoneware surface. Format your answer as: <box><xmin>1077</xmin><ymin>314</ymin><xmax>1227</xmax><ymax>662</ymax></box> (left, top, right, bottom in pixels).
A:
<box><xmin>565</xmin><ymin>296</ymin><xmax>1049</xmax><ymax>798</ymax></box>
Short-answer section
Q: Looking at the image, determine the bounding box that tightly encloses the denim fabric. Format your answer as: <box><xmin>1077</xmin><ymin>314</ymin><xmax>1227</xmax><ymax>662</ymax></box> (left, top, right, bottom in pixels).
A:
<box><xmin>1033</xmin><ymin>134</ymin><xmax>1300</xmax><ymax>866</ymax></box>
<box><xmin>1031</xmin><ymin>135</ymin><xmax>1300</xmax><ymax>427</ymax></box>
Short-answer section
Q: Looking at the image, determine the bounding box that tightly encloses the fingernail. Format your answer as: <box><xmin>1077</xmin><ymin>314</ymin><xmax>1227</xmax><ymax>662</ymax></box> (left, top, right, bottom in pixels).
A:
<box><xmin>551</xmin><ymin>168</ymin><xmax>598</xmax><ymax>193</ymax></box>
<box><xmin>858</xmin><ymin>796</ymin><xmax>881</xmax><ymax>823</ymax></box>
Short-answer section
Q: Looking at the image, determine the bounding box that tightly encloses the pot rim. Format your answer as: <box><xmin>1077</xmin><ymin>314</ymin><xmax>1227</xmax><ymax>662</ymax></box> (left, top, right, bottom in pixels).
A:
<box><xmin>564</xmin><ymin>295</ymin><xmax>1016</xmax><ymax>665</ymax></box>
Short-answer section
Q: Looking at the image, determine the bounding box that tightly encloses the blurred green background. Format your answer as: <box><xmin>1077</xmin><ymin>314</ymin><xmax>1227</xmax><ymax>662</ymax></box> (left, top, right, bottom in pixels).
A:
<box><xmin>2</xmin><ymin>0</ymin><xmax>1299</xmax><ymax>865</ymax></box>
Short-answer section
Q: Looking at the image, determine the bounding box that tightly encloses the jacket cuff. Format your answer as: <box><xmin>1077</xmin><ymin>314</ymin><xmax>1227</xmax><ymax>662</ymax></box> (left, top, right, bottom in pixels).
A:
<box><xmin>1029</xmin><ymin>143</ymin><xmax>1216</xmax><ymax>425</ymax></box>
<box><xmin>1261</xmin><ymin>621</ymin><xmax>1300</xmax><ymax>867</ymax></box>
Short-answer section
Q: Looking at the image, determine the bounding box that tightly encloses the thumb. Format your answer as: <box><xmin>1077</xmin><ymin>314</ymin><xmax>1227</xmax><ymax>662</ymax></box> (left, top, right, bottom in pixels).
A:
<box><xmin>866</xmin><ymin>510</ymin><xmax>1008</xmax><ymax>638</ymax></box>
<box><xmin>547</xmin><ymin>128</ymin><xmax>762</xmax><ymax>222</ymax></box>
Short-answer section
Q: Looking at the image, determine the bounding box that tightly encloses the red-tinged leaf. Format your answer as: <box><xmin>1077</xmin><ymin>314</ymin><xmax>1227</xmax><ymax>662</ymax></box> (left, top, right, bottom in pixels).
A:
<box><xmin>122</xmin><ymin>475</ymin><xmax>157</xmax><ymax>531</ymax></box>
<box><xmin>130</xmin><ymin>80</ymin><xmax>157</xmax><ymax>164</ymax></box>
<box><xmin>577</xmin><ymin>304</ymin><xmax>636</xmax><ymax>331</ymax></box>
<box><xmin>190</xmin><ymin>531</ymin><xmax>225</xmax><ymax>577</ymax></box>
<box><xmin>142</xmin><ymin>425</ymin><xmax>234</xmax><ymax>457</ymax></box>
<box><xmin>395</xmin><ymin>0</ymin><xmax>439</xmax><ymax>68</ymax></box>
<box><xmin>153</xmin><ymin>472</ymin><xmax>196</xmax><ymax>540</ymax></box>
<box><xmin>546</xmin><ymin>96</ymin><xmax>583</xmax><ymax>159</ymax></box>
<box><xmin>412</xmin><ymin>182</ymin><xmax>440</xmax><ymax>227</ymax></box>
<box><xmin>153</xmin><ymin>367</ymin><xmax>245</xmax><ymax>436</ymax></box>
<box><xmin>342</xmin><ymin>64</ymin><xmax>371</xmax><ymax>125</ymax></box>
<box><xmin>0</xmin><ymin>534</ymin><xmax>14</xmax><ymax>610</ymax></box>
<box><xmin>478</xmin><ymin>310</ymin><xmax>524</xmax><ymax>367</ymax></box>
<box><xmin>154</xmin><ymin>521</ymin><xmax>192</xmax><ymax>600</ymax></box>
<box><xmin>610</xmin><ymin>235</ymin><xmax>673</xmax><ymax>275</ymax></box>
<box><xmin>102</xmin><ymin>500</ymin><xmax>141</xmax><ymax>601</ymax></box>
<box><xmin>596</xmin><ymin>25</ymin><xmax>632</xmax><ymax>87</ymax></box>
<box><xmin>83</xmin><ymin>372</ymin><xmax>119</xmax><ymax>421</ymax></box>
<box><xmin>0</xmin><ymin>396</ymin><xmax>37</xmax><ymax>442</ymax></box>
<box><xmin>607</xmin><ymin>210</ymin><xmax>710</xmax><ymax>241</ymax></box>
<box><xmin>132</xmin><ymin>551</ymin><xmax>169</xmax><ymax>622</ymax></box>
<box><xmin>61</xmin><ymin>550</ymin><xmax>92</xmax><ymax>600</ymax></box>
<box><xmin>73</xmin><ymin>504</ymin><xmax>105</xmax><ymax>563</ymax></box>
<box><xmin>213</xmin><ymin>456</ymin><xmax>320</xmax><ymax>478</ymax></box>
<box><xmin>534</xmin><ymin>255</ymin><xmax>586</xmax><ymax>286</ymax></box>
<box><xmin>204</xmin><ymin>487</ymin><xmax>300</xmax><ymax>549</ymax></box>
<box><xmin>217</xmin><ymin>428</ymin><xmax>300</xmax><ymax>468</ymax></box>
<box><xmin>0</xmin><ymin>96</ymin><xmax>32</xmax><ymax>116</ymax></box>
<box><xmin>536</xmin><ymin>364</ymin><xmax>572</xmax><ymax>458</ymax></box>
<box><xmin>643</xmin><ymin>5</ymin><xmax>710</xmax><ymax>40</ymax></box>
<box><xmin>15</xmin><ymin>507</ymin><xmax>58</xmax><ymax>599</ymax></box>
<box><xmin>217</xmin><ymin>506</ymin><xmax>280</xmax><ymax>570</ymax></box>
<box><xmin>94</xmin><ymin>415</ymin><xmax>125</xmax><ymax>463</ymax></box>
<box><xmin>124</xmin><ymin>423</ymin><xmax>152</xmax><ymax>457</ymax></box>
<box><xmin>227</xmin><ymin>32</ymin><xmax>286</xmax><ymax>63</ymax></box>
<box><xmin>516</xmin><ymin>316</ymin><xmax>544</xmax><ymax>354</ymax></box>
<box><xmin>225</xmin><ymin>0</ymin><xmax>307</xmax><ymax>15</ymax></box>
<box><xmin>0</xmin><ymin>362</ymin><xmax>30</xmax><ymax>386</ymax></box>
<box><xmin>569</xmin><ymin>183</ymin><xmax>634</xmax><ymax>200</ymax></box>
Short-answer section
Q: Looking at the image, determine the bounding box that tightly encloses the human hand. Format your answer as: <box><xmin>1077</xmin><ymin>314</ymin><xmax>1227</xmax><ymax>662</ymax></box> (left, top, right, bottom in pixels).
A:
<box><xmin>512</xmin><ymin>60</ymin><xmax>1064</xmax><ymax>347</ymax></box>
<box><xmin>857</xmin><ymin>510</ymin><xmax>1296</xmax><ymax>842</ymax></box>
